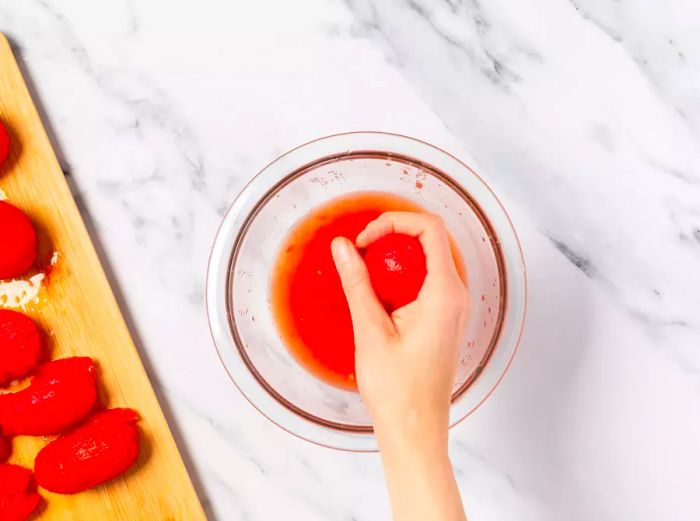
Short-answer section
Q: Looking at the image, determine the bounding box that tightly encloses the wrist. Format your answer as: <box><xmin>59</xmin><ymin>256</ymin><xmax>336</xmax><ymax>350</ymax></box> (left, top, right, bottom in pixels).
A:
<box><xmin>374</xmin><ymin>407</ymin><xmax>449</xmax><ymax>460</ymax></box>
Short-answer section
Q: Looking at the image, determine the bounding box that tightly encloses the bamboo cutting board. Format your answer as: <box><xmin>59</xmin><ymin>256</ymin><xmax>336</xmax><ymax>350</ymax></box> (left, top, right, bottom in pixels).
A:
<box><xmin>0</xmin><ymin>34</ymin><xmax>207</xmax><ymax>520</ymax></box>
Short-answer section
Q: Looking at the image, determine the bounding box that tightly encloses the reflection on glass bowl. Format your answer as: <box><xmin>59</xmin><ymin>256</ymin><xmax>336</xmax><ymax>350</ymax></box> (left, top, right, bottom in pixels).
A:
<box><xmin>206</xmin><ymin>132</ymin><xmax>526</xmax><ymax>451</ymax></box>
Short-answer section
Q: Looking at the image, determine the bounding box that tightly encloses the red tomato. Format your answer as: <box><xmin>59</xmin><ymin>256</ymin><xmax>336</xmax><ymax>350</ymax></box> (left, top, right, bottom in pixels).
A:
<box><xmin>363</xmin><ymin>233</ymin><xmax>427</xmax><ymax>311</ymax></box>
<box><xmin>270</xmin><ymin>192</ymin><xmax>425</xmax><ymax>389</ymax></box>
<box><xmin>0</xmin><ymin>120</ymin><xmax>9</xmax><ymax>169</ymax></box>
<box><xmin>0</xmin><ymin>202</ymin><xmax>37</xmax><ymax>280</ymax></box>
<box><xmin>0</xmin><ymin>357</ymin><xmax>97</xmax><ymax>436</ymax></box>
<box><xmin>0</xmin><ymin>435</ymin><xmax>9</xmax><ymax>463</ymax></box>
<box><xmin>0</xmin><ymin>464</ymin><xmax>41</xmax><ymax>521</ymax></box>
<box><xmin>35</xmin><ymin>408</ymin><xmax>140</xmax><ymax>494</ymax></box>
<box><xmin>0</xmin><ymin>310</ymin><xmax>43</xmax><ymax>386</ymax></box>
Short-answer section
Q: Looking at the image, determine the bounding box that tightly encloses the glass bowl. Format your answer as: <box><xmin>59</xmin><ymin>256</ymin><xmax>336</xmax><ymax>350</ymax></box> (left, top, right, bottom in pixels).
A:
<box><xmin>206</xmin><ymin>132</ymin><xmax>526</xmax><ymax>451</ymax></box>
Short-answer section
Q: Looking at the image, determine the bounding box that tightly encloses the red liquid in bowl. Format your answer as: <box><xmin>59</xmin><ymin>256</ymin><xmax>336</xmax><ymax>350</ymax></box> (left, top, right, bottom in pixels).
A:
<box><xmin>270</xmin><ymin>192</ymin><xmax>424</xmax><ymax>390</ymax></box>
<box><xmin>271</xmin><ymin>191</ymin><xmax>466</xmax><ymax>391</ymax></box>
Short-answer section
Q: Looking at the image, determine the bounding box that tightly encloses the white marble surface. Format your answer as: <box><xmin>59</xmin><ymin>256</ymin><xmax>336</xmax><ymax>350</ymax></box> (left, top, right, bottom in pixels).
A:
<box><xmin>2</xmin><ymin>0</ymin><xmax>699</xmax><ymax>519</ymax></box>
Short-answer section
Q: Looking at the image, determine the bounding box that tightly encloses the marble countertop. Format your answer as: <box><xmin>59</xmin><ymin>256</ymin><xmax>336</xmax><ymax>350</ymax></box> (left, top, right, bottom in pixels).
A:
<box><xmin>2</xmin><ymin>0</ymin><xmax>699</xmax><ymax>519</ymax></box>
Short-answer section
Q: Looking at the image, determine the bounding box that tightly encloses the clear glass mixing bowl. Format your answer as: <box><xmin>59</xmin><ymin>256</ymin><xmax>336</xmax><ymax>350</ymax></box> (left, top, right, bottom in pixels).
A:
<box><xmin>206</xmin><ymin>132</ymin><xmax>526</xmax><ymax>451</ymax></box>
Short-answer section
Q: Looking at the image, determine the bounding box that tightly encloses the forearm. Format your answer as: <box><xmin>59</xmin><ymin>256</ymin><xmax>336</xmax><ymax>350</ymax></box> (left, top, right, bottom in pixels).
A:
<box><xmin>376</xmin><ymin>423</ymin><xmax>467</xmax><ymax>521</ymax></box>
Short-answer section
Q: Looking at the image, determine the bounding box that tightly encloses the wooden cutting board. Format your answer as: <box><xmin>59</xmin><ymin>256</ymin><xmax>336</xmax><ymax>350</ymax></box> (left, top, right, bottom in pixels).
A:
<box><xmin>0</xmin><ymin>34</ymin><xmax>207</xmax><ymax>520</ymax></box>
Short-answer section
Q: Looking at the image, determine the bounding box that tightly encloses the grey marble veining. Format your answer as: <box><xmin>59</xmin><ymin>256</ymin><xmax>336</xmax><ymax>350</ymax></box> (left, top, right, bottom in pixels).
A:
<box><xmin>1</xmin><ymin>0</ymin><xmax>698</xmax><ymax>519</ymax></box>
<box><xmin>343</xmin><ymin>0</ymin><xmax>700</xmax><ymax>374</ymax></box>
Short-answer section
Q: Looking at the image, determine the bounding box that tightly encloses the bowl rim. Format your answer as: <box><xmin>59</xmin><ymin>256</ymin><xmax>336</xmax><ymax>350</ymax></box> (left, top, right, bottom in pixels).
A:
<box><xmin>206</xmin><ymin>131</ymin><xmax>527</xmax><ymax>452</ymax></box>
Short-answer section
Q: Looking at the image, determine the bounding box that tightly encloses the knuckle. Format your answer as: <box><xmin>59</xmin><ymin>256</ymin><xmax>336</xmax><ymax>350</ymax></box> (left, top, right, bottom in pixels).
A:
<box><xmin>425</xmin><ymin>213</ymin><xmax>445</xmax><ymax>230</ymax></box>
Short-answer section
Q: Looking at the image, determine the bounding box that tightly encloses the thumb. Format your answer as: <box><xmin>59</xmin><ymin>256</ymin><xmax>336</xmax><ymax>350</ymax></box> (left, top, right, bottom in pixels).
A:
<box><xmin>331</xmin><ymin>237</ymin><xmax>394</xmax><ymax>336</ymax></box>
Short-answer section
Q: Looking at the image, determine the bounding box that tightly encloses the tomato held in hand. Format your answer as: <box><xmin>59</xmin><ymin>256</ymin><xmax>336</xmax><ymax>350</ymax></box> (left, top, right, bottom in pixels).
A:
<box><xmin>363</xmin><ymin>233</ymin><xmax>427</xmax><ymax>312</ymax></box>
<box><xmin>0</xmin><ymin>202</ymin><xmax>37</xmax><ymax>280</ymax></box>
<box><xmin>0</xmin><ymin>310</ymin><xmax>43</xmax><ymax>386</ymax></box>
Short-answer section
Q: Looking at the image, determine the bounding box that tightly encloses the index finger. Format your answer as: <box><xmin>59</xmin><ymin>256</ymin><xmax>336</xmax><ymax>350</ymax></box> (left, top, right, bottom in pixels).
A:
<box><xmin>355</xmin><ymin>211</ymin><xmax>457</xmax><ymax>279</ymax></box>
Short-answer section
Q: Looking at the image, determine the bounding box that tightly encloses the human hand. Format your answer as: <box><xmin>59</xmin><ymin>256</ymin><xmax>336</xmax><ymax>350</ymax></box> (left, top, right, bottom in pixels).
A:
<box><xmin>331</xmin><ymin>212</ymin><xmax>470</xmax><ymax>444</ymax></box>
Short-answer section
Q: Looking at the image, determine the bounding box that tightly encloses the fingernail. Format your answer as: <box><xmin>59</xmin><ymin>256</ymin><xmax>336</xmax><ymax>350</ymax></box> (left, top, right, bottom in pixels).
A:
<box><xmin>331</xmin><ymin>237</ymin><xmax>351</xmax><ymax>264</ymax></box>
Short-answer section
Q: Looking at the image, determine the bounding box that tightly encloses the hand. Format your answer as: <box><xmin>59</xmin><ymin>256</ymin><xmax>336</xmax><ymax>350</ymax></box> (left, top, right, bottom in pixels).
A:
<box><xmin>331</xmin><ymin>212</ymin><xmax>470</xmax><ymax>521</ymax></box>
<box><xmin>330</xmin><ymin>212</ymin><xmax>470</xmax><ymax>443</ymax></box>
